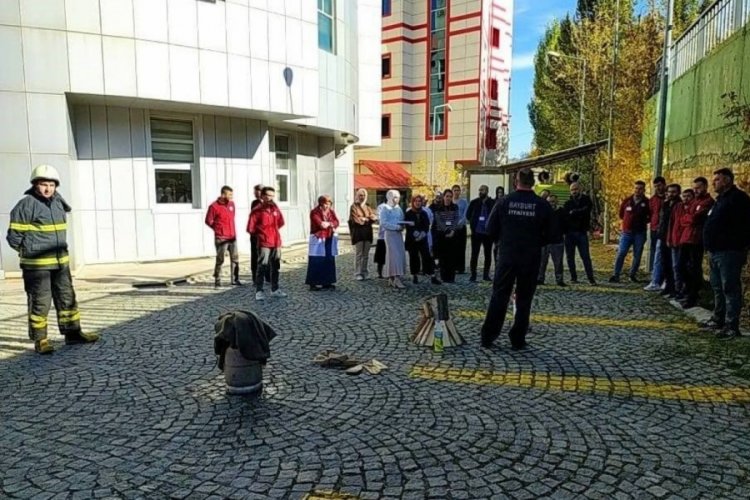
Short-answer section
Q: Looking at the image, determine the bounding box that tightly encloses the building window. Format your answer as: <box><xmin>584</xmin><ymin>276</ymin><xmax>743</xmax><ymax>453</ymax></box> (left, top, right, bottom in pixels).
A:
<box><xmin>274</xmin><ymin>134</ymin><xmax>295</xmax><ymax>204</ymax></box>
<box><xmin>382</xmin><ymin>0</ymin><xmax>391</xmax><ymax>16</ymax></box>
<box><xmin>492</xmin><ymin>28</ymin><xmax>500</xmax><ymax>48</ymax></box>
<box><xmin>490</xmin><ymin>79</ymin><xmax>498</xmax><ymax>100</ymax></box>
<box><xmin>382</xmin><ymin>54</ymin><xmax>392</xmax><ymax>78</ymax></box>
<box><xmin>381</xmin><ymin>115</ymin><xmax>391</xmax><ymax>138</ymax></box>
<box><xmin>318</xmin><ymin>0</ymin><xmax>335</xmax><ymax>53</ymax></box>
<box><xmin>151</xmin><ymin>118</ymin><xmax>195</xmax><ymax>204</ymax></box>
<box><xmin>428</xmin><ymin>0</ymin><xmax>447</xmax><ymax>137</ymax></box>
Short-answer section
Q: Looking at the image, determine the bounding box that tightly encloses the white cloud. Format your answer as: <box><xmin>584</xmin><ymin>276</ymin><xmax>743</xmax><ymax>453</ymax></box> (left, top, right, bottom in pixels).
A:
<box><xmin>512</xmin><ymin>52</ymin><xmax>536</xmax><ymax>71</ymax></box>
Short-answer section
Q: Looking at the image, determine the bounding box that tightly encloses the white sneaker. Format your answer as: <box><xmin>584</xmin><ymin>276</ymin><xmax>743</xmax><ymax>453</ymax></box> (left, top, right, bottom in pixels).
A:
<box><xmin>255</xmin><ymin>291</ymin><xmax>266</xmax><ymax>301</ymax></box>
<box><xmin>643</xmin><ymin>283</ymin><xmax>661</xmax><ymax>292</ymax></box>
<box><xmin>355</xmin><ymin>275</ymin><xmax>364</xmax><ymax>281</ymax></box>
<box><xmin>270</xmin><ymin>289</ymin><xmax>288</xmax><ymax>298</ymax></box>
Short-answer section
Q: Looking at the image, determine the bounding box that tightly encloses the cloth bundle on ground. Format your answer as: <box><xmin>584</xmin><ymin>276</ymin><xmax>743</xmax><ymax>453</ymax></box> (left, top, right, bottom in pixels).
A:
<box><xmin>312</xmin><ymin>350</ymin><xmax>388</xmax><ymax>375</ymax></box>
<box><xmin>214</xmin><ymin>310</ymin><xmax>277</xmax><ymax>370</ymax></box>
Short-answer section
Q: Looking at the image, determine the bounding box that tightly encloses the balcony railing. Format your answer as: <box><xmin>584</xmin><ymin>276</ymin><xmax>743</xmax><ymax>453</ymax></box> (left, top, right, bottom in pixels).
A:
<box><xmin>651</xmin><ymin>0</ymin><xmax>750</xmax><ymax>96</ymax></box>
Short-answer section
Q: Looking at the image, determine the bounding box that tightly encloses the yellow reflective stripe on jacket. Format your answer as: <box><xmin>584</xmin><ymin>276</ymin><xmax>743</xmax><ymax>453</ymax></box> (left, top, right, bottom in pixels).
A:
<box><xmin>29</xmin><ymin>314</ymin><xmax>48</xmax><ymax>329</ymax></box>
<box><xmin>9</xmin><ymin>222</ymin><xmax>67</xmax><ymax>232</ymax></box>
<box><xmin>19</xmin><ymin>255</ymin><xmax>70</xmax><ymax>266</ymax></box>
<box><xmin>58</xmin><ymin>310</ymin><xmax>81</xmax><ymax>324</ymax></box>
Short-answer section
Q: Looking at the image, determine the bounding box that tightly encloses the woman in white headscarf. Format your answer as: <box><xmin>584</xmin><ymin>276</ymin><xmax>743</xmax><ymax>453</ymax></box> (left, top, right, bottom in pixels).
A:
<box><xmin>380</xmin><ymin>190</ymin><xmax>407</xmax><ymax>288</ymax></box>
<box><xmin>348</xmin><ymin>188</ymin><xmax>377</xmax><ymax>280</ymax></box>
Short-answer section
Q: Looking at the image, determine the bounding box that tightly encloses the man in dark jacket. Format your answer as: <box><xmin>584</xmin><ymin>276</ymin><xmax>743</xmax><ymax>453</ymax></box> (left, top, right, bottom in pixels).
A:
<box><xmin>250</xmin><ymin>184</ymin><xmax>264</xmax><ymax>282</ymax></box>
<box><xmin>644</xmin><ymin>176</ymin><xmax>667</xmax><ymax>290</ymax></box>
<box><xmin>562</xmin><ymin>182</ymin><xmax>596</xmax><ymax>284</ymax></box>
<box><xmin>6</xmin><ymin>165</ymin><xmax>100</xmax><ymax>354</ymax></box>
<box><xmin>205</xmin><ymin>185</ymin><xmax>241</xmax><ymax>288</ymax></box>
<box><xmin>656</xmin><ymin>183</ymin><xmax>681</xmax><ymax>297</ymax></box>
<box><xmin>701</xmin><ymin>168</ymin><xmax>750</xmax><ymax>338</ymax></box>
<box><xmin>466</xmin><ymin>185</ymin><xmax>495</xmax><ymax>282</ymax></box>
<box><xmin>480</xmin><ymin>168</ymin><xmax>552</xmax><ymax>350</ymax></box>
<box><xmin>610</xmin><ymin>180</ymin><xmax>651</xmax><ymax>283</ymax></box>
<box><xmin>538</xmin><ymin>194</ymin><xmax>566</xmax><ymax>286</ymax></box>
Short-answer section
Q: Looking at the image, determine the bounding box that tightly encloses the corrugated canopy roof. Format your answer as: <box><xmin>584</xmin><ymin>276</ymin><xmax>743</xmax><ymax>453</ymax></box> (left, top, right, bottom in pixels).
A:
<box><xmin>354</xmin><ymin>160</ymin><xmax>413</xmax><ymax>190</ymax></box>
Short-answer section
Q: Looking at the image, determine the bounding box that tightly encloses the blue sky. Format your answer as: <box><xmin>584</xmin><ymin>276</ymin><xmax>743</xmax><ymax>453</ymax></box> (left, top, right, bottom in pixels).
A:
<box><xmin>509</xmin><ymin>0</ymin><xmax>578</xmax><ymax>159</ymax></box>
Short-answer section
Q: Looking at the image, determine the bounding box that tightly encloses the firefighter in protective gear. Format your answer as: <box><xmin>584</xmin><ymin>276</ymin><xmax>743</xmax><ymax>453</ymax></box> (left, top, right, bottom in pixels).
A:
<box><xmin>6</xmin><ymin>165</ymin><xmax>100</xmax><ymax>354</ymax></box>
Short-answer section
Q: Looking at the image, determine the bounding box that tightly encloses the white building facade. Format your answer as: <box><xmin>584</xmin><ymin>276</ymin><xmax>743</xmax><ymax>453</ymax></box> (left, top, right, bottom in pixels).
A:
<box><xmin>0</xmin><ymin>0</ymin><xmax>381</xmax><ymax>278</ymax></box>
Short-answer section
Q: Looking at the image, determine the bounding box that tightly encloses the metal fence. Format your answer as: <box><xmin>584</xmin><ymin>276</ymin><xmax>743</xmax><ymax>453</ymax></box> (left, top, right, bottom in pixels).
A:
<box><xmin>670</xmin><ymin>0</ymin><xmax>750</xmax><ymax>81</ymax></box>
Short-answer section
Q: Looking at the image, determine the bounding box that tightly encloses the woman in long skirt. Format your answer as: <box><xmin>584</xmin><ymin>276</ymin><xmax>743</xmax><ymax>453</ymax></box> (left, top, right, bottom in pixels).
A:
<box><xmin>306</xmin><ymin>195</ymin><xmax>340</xmax><ymax>290</ymax></box>
<box><xmin>380</xmin><ymin>190</ymin><xmax>407</xmax><ymax>289</ymax></box>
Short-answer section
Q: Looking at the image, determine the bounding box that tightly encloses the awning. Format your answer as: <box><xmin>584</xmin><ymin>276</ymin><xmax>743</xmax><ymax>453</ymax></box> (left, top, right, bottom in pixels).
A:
<box><xmin>355</xmin><ymin>160</ymin><xmax>413</xmax><ymax>190</ymax></box>
<box><xmin>464</xmin><ymin>139</ymin><xmax>610</xmax><ymax>175</ymax></box>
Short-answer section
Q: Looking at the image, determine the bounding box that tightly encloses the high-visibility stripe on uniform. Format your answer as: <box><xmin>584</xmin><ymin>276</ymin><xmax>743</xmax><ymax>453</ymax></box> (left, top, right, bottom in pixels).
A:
<box><xmin>10</xmin><ymin>222</ymin><xmax>67</xmax><ymax>232</ymax></box>
<box><xmin>57</xmin><ymin>310</ymin><xmax>80</xmax><ymax>324</ymax></box>
<box><xmin>29</xmin><ymin>314</ymin><xmax>48</xmax><ymax>329</ymax></box>
<box><xmin>19</xmin><ymin>255</ymin><xmax>70</xmax><ymax>266</ymax></box>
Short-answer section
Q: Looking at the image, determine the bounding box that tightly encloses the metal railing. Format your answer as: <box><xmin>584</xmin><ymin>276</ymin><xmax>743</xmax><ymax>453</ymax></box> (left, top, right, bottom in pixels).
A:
<box><xmin>669</xmin><ymin>0</ymin><xmax>750</xmax><ymax>82</ymax></box>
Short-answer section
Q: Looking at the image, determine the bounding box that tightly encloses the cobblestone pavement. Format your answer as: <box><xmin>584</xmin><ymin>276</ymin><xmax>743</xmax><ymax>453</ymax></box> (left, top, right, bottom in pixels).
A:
<box><xmin>2</xmin><ymin>248</ymin><xmax>750</xmax><ymax>499</ymax></box>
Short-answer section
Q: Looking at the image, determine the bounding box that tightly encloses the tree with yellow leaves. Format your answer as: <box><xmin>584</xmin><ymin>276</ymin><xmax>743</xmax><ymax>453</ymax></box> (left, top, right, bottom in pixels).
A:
<box><xmin>410</xmin><ymin>158</ymin><xmax>462</xmax><ymax>200</ymax></box>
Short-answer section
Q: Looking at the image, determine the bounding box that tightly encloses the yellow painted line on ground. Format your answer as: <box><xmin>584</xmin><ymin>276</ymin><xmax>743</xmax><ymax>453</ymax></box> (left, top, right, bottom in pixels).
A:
<box><xmin>410</xmin><ymin>365</ymin><xmax>750</xmax><ymax>403</ymax></box>
<box><xmin>538</xmin><ymin>284</ymin><xmax>643</xmax><ymax>295</ymax></box>
<box><xmin>455</xmin><ymin>310</ymin><xmax>697</xmax><ymax>332</ymax></box>
<box><xmin>305</xmin><ymin>491</ymin><xmax>358</xmax><ymax>500</ymax></box>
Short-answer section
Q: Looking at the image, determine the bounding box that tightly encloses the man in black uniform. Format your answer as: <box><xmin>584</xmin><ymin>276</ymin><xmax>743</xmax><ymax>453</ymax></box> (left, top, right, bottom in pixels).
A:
<box><xmin>480</xmin><ymin>168</ymin><xmax>552</xmax><ymax>350</ymax></box>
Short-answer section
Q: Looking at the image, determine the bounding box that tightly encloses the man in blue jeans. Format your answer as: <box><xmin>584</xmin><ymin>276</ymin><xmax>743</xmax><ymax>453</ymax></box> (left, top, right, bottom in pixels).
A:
<box><xmin>610</xmin><ymin>180</ymin><xmax>651</xmax><ymax>283</ymax></box>
<box><xmin>562</xmin><ymin>182</ymin><xmax>597</xmax><ymax>285</ymax></box>
<box><xmin>644</xmin><ymin>176</ymin><xmax>666</xmax><ymax>291</ymax></box>
<box><xmin>701</xmin><ymin>168</ymin><xmax>750</xmax><ymax>339</ymax></box>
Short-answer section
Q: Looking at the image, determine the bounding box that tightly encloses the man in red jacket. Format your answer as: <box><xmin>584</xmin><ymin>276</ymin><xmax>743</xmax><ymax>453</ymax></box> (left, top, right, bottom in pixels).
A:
<box><xmin>610</xmin><ymin>180</ymin><xmax>651</xmax><ymax>283</ymax></box>
<box><xmin>644</xmin><ymin>176</ymin><xmax>666</xmax><ymax>290</ymax></box>
<box><xmin>677</xmin><ymin>177</ymin><xmax>715</xmax><ymax>308</ymax></box>
<box><xmin>247</xmin><ymin>186</ymin><xmax>287</xmax><ymax>301</ymax></box>
<box><xmin>205</xmin><ymin>186</ymin><xmax>241</xmax><ymax>288</ymax></box>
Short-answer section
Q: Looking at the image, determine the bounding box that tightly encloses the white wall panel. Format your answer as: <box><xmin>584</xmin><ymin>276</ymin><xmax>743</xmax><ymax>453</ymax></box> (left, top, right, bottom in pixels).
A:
<box><xmin>0</xmin><ymin>92</ymin><xmax>28</xmax><ymax>154</ymax></box>
<box><xmin>103</xmin><ymin>36</ymin><xmax>136</xmax><ymax>96</ymax></box>
<box><xmin>248</xmin><ymin>8</ymin><xmax>268</xmax><ymax>60</ymax></box>
<box><xmin>65</xmin><ymin>0</ymin><xmax>100</xmax><ymax>34</ymax></box>
<box><xmin>20</xmin><ymin>0</ymin><xmax>65</xmax><ymax>30</ymax></box>
<box><xmin>136</xmin><ymin>40</ymin><xmax>170</xmax><ymax>100</ymax></box>
<box><xmin>199</xmin><ymin>50</ymin><xmax>228</xmax><ymax>106</ymax></box>
<box><xmin>178</xmin><ymin>213</ymin><xmax>204</xmax><ymax>256</ymax></box>
<box><xmin>168</xmin><ymin>45</ymin><xmax>200</xmax><ymax>103</ymax></box>
<box><xmin>250</xmin><ymin>58</ymin><xmax>270</xmax><ymax>110</ymax></box>
<box><xmin>27</xmin><ymin>93</ymin><xmax>68</xmax><ymax>154</ymax></box>
<box><xmin>133</xmin><ymin>0</ymin><xmax>167</xmax><ymax>43</ymax></box>
<box><xmin>135</xmin><ymin>209</ymin><xmax>155</xmax><ymax>257</ymax></box>
<box><xmin>0</xmin><ymin>153</ymin><xmax>32</xmax><ymax>211</ymax></box>
<box><xmin>167</xmin><ymin>0</ymin><xmax>197</xmax><ymax>47</ymax></box>
<box><xmin>100</xmin><ymin>0</ymin><xmax>134</xmax><ymax>38</ymax></box>
<box><xmin>153</xmin><ymin>213</ymin><xmax>180</xmax><ymax>257</ymax></box>
<box><xmin>228</xmin><ymin>54</ymin><xmax>252</xmax><ymax>109</ymax></box>
<box><xmin>0</xmin><ymin>26</ymin><xmax>24</xmax><ymax>92</ymax></box>
<box><xmin>226</xmin><ymin>2</ymin><xmax>250</xmax><ymax>56</ymax></box>
<box><xmin>197</xmin><ymin>0</ymin><xmax>226</xmax><ymax>52</ymax></box>
<box><xmin>22</xmin><ymin>27</ymin><xmax>69</xmax><ymax>93</ymax></box>
<box><xmin>0</xmin><ymin>0</ymin><xmax>20</xmax><ymax>25</ymax></box>
<box><xmin>78</xmin><ymin>210</ymin><xmax>99</xmax><ymax>262</ymax></box>
<box><xmin>132</xmin><ymin>160</ymin><xmax>149</xmax><ymax>210</ymax></box>
<box><xmin>68</xmin><ymin>32</ymin><xmax>104</xmax><ymax>95</ymax></box>
<box><xmin>96</xmin><ymin>210</ymin><xmax>115</xmax><ymax>262</ymax></box>
<box><xmin>112</xmin><ymin>211</ymin><xmax>138</xmax><ymax>261</ymax></box>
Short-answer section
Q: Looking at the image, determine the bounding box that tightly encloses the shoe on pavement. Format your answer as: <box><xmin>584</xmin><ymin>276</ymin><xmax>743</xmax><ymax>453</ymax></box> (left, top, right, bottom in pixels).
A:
<box><xmin>270</xmin><ymin>289</ymin><xmax>288</xmax><ymax>298</ymax></box>
<box><xmin>628</xmin><ymin>275</ymin><xmax>640</xmax><ymax>283</ymax></box>
<box><xmin>483</xmin><ymin>275</ymin><xmax>492</xmax><ymax>282</ymax></box>
<box><xmin>608</xmin><ymin>276</ymin><xmax>620</xmax><ymax>283</ymax></box>
<box><xmin>34</xmin><ymin>338</ymin><xmax>54</xmax><ymax>354</ymax></box>
<box><xmin>469</xmin><ymin>274</ymin><xmax>477</xmax><ymax>282</ymax></box>
<box><xmin>570</xmin><ymin>278</ymin><xmax>579</xmax><ymax>284</ymax></box>
<box><xmin>214</xmin><ymin>279</ymin><xmax>221</xmax><ymax>289</ymax></box>
<box><xmin>65</xmin><ymin>331</ymin><xmax>100</xmax><ymax>345</ymax></box>
<box><xmin>556</xmin><ymin>281</ymin><xmax>567</xmax><ymax>287</ymax></box>
<box><xmin>643</xmin><ymin>282</ymin><xmax>661</xmax><ymax>292</ymax></box>
<box><xmin>698</xmin><ymin>318</ymin><xmax>724</xmax><ymax>330</ymax></box>
<box><xmin>511</xmin><ymin>342</ymin><xmax>528</xmax><ymax>351</ymax></box>
<box><xmin>588</xmin><ymin>279</ymin><xmax>597</xmax><ymax>286</ymax></box>
<box><xmin>255</xmin><ymin>291</ymin><xmax>266</xmax><ymax>301</ymax></box>
<box><xmin>355</xmin><ymin>275</ymin><xmax>364</xmax><ymax>281</ymax></box>
<box><xmin>413</xmin><ymin>275</ymin><xmax>419</xmax><ymax>284</ymax></box>
<box><xmin>716</xmin><ymin>327</ymin><xmax>742</xmax><ymax>340</ymax></box>
<box><xmin>232</xmin><ymin>279</ymin><xmax>243</xmax><ymax>286</ymax></box>
<box><xmin>430</xmin><ymin>276</ymin><xmax>442</xmax><ymax>285</ymax></box>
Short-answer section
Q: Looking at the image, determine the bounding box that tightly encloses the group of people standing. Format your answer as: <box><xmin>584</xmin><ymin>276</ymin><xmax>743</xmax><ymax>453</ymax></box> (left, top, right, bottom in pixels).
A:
<box><xmin>350</xmin><ymin>185</ymin><xmax>506</xmax><ymax>289</ymax></box>
<box><xmin>610</xmin><ymin>168</ymin><xmax>750</xmax><ymax>339</ymax></box>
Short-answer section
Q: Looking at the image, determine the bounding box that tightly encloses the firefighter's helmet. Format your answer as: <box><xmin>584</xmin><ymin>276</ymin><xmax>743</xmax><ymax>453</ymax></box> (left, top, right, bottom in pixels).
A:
<box><xmin>30</xmin><ymin>164</ymin><xmax>61</xmax><ymax>186</ymax></box>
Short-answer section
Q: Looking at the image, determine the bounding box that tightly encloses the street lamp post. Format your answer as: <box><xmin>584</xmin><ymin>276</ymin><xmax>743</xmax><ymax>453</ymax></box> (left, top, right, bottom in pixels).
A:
<box><xmin>430</xmin><ymin>103</ymin><xmax>453</xmax><ymax>188</ymax></box>
<box><xmin>547</xmin><ymin>51</ymin><xmax>587</xmax><ymax>158</ymax></box>
<box><xmin>653</xmin><ymin>0</ymin><xmax>675</xmax><ymax>179</ymax></box>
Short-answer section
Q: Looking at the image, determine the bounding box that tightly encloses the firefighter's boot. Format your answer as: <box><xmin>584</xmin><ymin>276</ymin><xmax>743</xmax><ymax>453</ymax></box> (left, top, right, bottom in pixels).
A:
<box><xmin>34</xmin><ymin>338</ymin><xmax>54</xmax><ymax>354</ymax></box>
<box><xmin>65</xmin><ymin>331</ymin><xmax>100</xmax><ymax>345</ymax></box>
